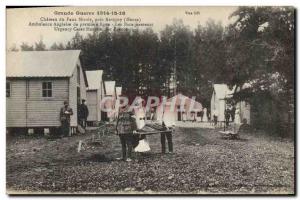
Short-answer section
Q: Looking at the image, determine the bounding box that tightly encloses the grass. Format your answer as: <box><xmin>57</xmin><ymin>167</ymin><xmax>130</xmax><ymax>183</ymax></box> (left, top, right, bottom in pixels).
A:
<box><xmin>6</xmin><ymin>127</ymin><xmax>294</xmax><ymax>194</ymax></box>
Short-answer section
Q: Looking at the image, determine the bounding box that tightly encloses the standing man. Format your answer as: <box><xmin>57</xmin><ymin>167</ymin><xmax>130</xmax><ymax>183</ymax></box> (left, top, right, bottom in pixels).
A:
<box><xmin>231</xmin><ymin>106</ymin><xmax>236</xmax><ymax>122</ymax></box>
<box><xmin>213</xmin><ymin>110</ymin><xmax>218</xmax><ymax>126</ymax></box>
<box><xmin>160</xmin><ymin>109</ymin><xmax>175</xmax><ymax>154</ymax></box>
<box><xmin>150</xmin><ymin>107</ymin><xmax>157</xmax><ymax>121</ymax></box>
<box><xmin>199</xmin><ymin>110</ymin><xmax>204</xmax><ymax>122</ymax></box>
<box><xmin>116</xmin><ymin>105</ymin><xmax>137</xmax><ymax>162</ymax></box>
<box><xmin>78</xmin><ymin>99</ymin><xmax>89</xmax><ymax>129</ymax></box>
<box><xmin>60</xmin><ymin>101</ymin><xmax>73</xmax><ymax>137</ymax></box>
<box><xmin>161</xmin><ymin>121</ymin><xmax>174</xmax><ymax>154</ymax></box>
<box><xmin>225</xmin><ymin>108</ymin><xmax>231</xmax><ymax>127</ymax></box>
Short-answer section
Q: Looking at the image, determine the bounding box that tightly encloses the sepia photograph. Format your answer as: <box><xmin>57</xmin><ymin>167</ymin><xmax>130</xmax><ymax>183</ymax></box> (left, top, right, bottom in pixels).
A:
<box><xmin>5</xmin><ymin>6</ymin><xmax>295</xmax><ymax>195</ymax></box>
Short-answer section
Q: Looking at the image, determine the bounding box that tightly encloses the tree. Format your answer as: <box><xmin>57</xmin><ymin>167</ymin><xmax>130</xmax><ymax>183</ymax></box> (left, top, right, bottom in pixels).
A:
<box><xmin>226</xmin><ymin>7</ymin><xmax>294</xmax><ymax>91</ymax></box>
<box><xmin>50</xmin><ymin>42</ymin><xmax>65</xmax><ymax>50</ymax></box>
<box><xmin>226</xmin><ymin>6</ymin><xmax>295</xmax><ymax>136</ymax></box>
<box><xmin>34</xmin><ymin>39</ymin><xmax>46</xmax><ymax>51</ymax></box>
<box><xmin>193</xmin><ymin>19</ymin><xmax>227</xmax><ymax>107</ymax></box>
<box><xmin>50</xmin><ymin>42</ymin><xmax>59</xmax><ymax>50</ymax></box>
<box><xmin>159</xmin><ymin>19</ymin><xmax>194</xmax><ymax>98</ymax></box>
<box><xmin>20</xmin><ymin>42</ymin><xmax>34</xmax><ymax>51</ymax></box>
<box><xmin>9</xmin><ymin>44</ymin><xmax>19</xmax><ymax>52</ymax></box>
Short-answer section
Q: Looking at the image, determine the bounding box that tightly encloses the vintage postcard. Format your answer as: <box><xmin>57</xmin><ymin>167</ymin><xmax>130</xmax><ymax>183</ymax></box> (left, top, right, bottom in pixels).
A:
<box><xmin>6</xmin><ymin>6</ymin><xmax>295</xmax><ymax>195</ymax></box>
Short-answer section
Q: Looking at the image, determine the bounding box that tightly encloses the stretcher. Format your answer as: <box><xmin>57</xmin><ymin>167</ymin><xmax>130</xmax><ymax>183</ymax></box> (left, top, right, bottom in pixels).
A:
<box><xmin>134</xmin><ymin>122</ymin><xmax>174</xmax><ymax>135</ymax></box>
<box><xmin>133</xmin><ymin>122</ymin><xmax>174</xmax><ymax>153</ymax></box>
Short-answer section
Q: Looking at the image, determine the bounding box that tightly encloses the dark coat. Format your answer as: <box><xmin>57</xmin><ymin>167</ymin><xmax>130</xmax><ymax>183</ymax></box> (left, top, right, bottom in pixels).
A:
<box><xmin>78</xmin><ymin>103</ymin><xmax>89</xmax><ymax>120</ymax></box>
<box><xmin>116</xmin><ymin>111</ymin><xmax>137</xmax><ymax>134</ymax></box>
<box><xmin>60</xmin><ymin>106</ymin><xmax>73</xmax><ymax>123</ymax></box>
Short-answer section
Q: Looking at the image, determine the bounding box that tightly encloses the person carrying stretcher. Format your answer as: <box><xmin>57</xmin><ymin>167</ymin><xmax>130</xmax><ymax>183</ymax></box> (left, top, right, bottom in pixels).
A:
<box><xmin>115</xmin><ymin>105</ymin><xmax>137</xmax><ymax>162</ymax></box>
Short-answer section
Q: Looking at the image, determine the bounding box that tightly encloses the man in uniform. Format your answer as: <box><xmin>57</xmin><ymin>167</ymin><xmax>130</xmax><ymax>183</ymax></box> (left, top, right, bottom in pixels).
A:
<box><xmin>161</xmin><ymin>121</ymin><xmax>174</xmax><ymax>154</ymax></box>
<box><xmin>78</xmin><ymin>99</ymin><xmax>89</xmax><ymax>129</ymax></box>
<box><xmin>60</xmin><ymin>101</ymin><xmax>73</xmax><ymax>137</ymax></box>
<box><xmin>116</xmin><ymin>105</ymin><xmax>138</xmax><ymax>162</ymax></box>
<box><xmin>160</xmin><ymin>109</ymin><xmax>175</xmax><ymax>154</ymax></box>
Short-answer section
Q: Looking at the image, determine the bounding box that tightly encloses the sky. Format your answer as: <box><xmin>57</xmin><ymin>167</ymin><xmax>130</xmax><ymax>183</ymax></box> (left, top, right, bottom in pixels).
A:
<box><xmin>6</xmin><ymin>6</ymin><xmax>238</xmax><ymax>49</ymax></box>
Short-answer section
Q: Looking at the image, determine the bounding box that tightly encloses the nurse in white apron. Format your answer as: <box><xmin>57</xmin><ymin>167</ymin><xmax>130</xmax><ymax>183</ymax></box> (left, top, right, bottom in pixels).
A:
<box><xmin>133</xmin><ymin>98</ymin><xmax>150</xmax><ymax>152</ymax></box>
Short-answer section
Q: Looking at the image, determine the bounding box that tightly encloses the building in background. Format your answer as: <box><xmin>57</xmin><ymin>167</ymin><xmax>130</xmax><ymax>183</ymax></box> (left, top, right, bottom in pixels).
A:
<box><xmin>102</xmin><ymin>81</ymin><xmax>117</xmax><ymax>121</ymax></box>
<box><xmin>115</xmin><ymin>86</ymin><xmax>123</xmax><ymax>117</ymax></box>
<box><xmin>86</xmin><ymin>70</ymin><xmax>104</xmax><ymax>125</ymax></box>
<box><xmin>211</xmin><ymin>84</ymin><xmax>235</xmax><ymax>122</ymax></box>
<box><xmin>6</xmin><ymin>50</ymin><xmax>88</xmax><ymax>133</ymax></box>
<box><xmin>156</xmin><ymin>94</ymin><xmax>203</xmax><ymax>126</ymax></box>
<box><xmin>211</xmin><ymin>84</ymin><xmax>250</xmax><ymax>124</ymax></box>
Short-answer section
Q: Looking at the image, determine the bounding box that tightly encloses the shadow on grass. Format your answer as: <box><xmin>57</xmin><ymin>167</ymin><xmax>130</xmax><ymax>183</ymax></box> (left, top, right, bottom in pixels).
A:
<box><xmin>220</xmin><ymin>137</ymin><xmax>249</xmax><ymax>142</ymax></box>
<box><xmin>179</xmin><ymin>127</ymin><xmax>213</xmax><ymax>146</ymax></box>
<box><xmin>84</xmin><ymin>154</ymin><xmax>114</xmax><ymax>163</ymax></box>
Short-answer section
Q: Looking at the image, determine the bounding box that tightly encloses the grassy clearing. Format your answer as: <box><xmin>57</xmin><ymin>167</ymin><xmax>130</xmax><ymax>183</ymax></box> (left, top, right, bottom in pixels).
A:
<box><xmin>6</xmin><ymin>127</ymin><xmax>294</xmax><ymax>194</ymax></box>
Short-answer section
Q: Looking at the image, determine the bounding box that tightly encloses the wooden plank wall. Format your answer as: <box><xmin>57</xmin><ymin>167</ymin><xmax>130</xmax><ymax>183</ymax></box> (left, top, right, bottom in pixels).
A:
<box><xmin>27</xmin><ymin>79</ymin><xmax>68</xmax><ymax>127</ymax></box>
<box><xmin>6</xmin><ymin>80</ymin><xmax>27</xmax><ymax>127</ymax></box>
<box><xmin>6</xmin><ymin>79</ymin><xmax>69</xmax><ymax>127</ymax></box>
<box><xmin>69</xmin><ymin>60</ymin><xmax>87</xmax><ymax>127</ymax></box>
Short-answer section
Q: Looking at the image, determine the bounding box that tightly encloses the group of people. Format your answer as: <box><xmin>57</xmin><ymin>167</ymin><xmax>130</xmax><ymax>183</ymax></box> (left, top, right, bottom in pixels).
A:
<box><xmin>212</xmin><ymin>105</ymin><xmax>239</xmax><ymax>126</ymax></box>
<box><xmin>225</xmin><ymin>105</ymin><xmax>236</xmax><ymax>126</ymax></box>
<box><xmin>116</xmin><ymin>105</ymin><xmax>174</xmax><ymax>162</ymax></box>
<box><xmin>59</xmin><ymin>100</ymin><xmax>174</xmax><ymax>161</ymax></box>
<box><xmin>59</xmin><ymin>99</ymin><xmax>89</xmax><ymax>137</ymax></box>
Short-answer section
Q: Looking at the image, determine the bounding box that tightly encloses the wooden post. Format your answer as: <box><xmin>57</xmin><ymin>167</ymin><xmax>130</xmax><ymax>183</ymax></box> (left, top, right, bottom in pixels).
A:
<box><xmin>44</xmin><ymin>128</ymin><xmax>50</xmax><ymax>136</ymax></box>
<box><xmin>28</xmin><ymin>128</ymin><xmax>34</xmax><ymax>135</ymax></box>
<box><xmin>77</xmin><ymin>140</ymin><xmax>82</xmax><ymax>153</ymax></box>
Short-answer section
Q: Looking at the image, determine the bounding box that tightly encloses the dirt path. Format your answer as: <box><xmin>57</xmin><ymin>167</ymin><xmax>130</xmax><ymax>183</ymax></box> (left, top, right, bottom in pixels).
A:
<box><xmin>6</xmin><ymin>127</ymin><xmax>294</xmax><ymax>194</ymax></box>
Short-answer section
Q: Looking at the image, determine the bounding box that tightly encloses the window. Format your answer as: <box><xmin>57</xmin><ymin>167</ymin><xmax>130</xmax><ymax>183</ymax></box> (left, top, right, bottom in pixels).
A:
<box><xmin>42</xmin><ymin>82</ymin><xmax>52</xmax><ymax>97</ymax></box>
<box><xmin>6</xmin><ymin>82</ymin><xmax>11</xmax><ymax>97</ymax></box>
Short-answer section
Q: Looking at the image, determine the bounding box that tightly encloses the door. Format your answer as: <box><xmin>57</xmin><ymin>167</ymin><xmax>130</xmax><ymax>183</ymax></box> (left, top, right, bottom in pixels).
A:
<box><xmin>177</xmin><ymin>111</ymin><xmax>181</xmax><ymax>121</ymax></box>
<box><xmin>101</xmin><ymin>111</ymin><xmax>108</xmax><ymax>122</ymax></box>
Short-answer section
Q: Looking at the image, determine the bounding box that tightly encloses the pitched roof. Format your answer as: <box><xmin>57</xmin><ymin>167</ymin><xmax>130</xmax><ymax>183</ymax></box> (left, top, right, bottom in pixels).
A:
<box><xmin>86</xmin><ymin>70</ymin><xmax>103</xmax><ymax>90</ymax></box>
<box><xmin>6</xmin><ymin>50</ymin><xmax>81</xmax><ymax>77</ymax></box>
<box><xmin>213</xmin><ymin>84</ymin><xmax>236</xmax><ymax>99</ymax></box>
<box><xmin>104</xmin><ymin>81</ymin><xmax>115</xmax><ymax>96</ymax></box>
<box><xmin>116</xmin><ymin>87</ymin><xmax>122</xmax><ymax>96</ymax></box>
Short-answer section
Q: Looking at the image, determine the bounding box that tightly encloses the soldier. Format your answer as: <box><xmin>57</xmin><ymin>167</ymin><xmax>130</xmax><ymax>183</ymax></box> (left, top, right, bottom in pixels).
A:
<box><xmin>161</xmin><ymin>121</ymin><xmax>174</xmax><ymax>154</ymax></box>
<box><xmin>160</xmin><ymin>110</ymin><xmax>175</xmax><ymax>154</ymax></box>
<box><xmin>225</xmin><ymin>108</ymin><xmax>231</xmax><ymax>127</ymax></box>
<box><xmin>116</xmin><ymin>105</ymin><xmax>138</xmax><ymax>162</ymax></box>
<box><xmin>60</xmin><ymin>101</ymin><xmax>73</xmax><ymax>137</ymax></box>
<box><xmin>78</xmin><ymin>99</ymin><xmax>89</xmax><ymax>129</ymax></box>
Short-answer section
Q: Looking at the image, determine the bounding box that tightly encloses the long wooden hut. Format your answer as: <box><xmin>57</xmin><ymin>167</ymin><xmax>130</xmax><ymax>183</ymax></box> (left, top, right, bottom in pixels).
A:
<box><xmin>6</xmin><ymin>50</ymin><xmax>88</xmax><ymax>133</ymax></box>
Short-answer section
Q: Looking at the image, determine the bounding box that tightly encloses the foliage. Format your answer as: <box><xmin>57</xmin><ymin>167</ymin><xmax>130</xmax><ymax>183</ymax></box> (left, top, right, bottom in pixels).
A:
<box><xmin>9</xmin><ymin>7</ymin><xmax>295</xmax><ymax>134</ymax></box>
<box><xmin>34</xmin><ymin>39</ymin><xmax>47</xmax><ymax>51</ymax></box>
<box><xmin>20</xmin><ymin>42</ymin><xmax>34</xmax><ymax>51</ymax></box>
<box><xmin>226</xmin><ymin>7</ymin><xmax>294</xmax><ymax>135</ymax></box>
